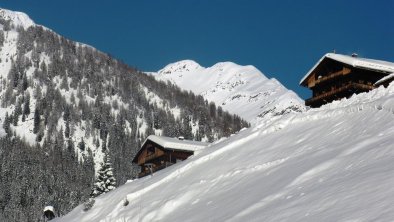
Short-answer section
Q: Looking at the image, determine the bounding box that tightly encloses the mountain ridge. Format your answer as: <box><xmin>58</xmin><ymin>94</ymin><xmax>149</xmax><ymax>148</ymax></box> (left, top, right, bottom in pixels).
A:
<box><xmin>0</xmin><ymin>8</ymin><xmax>35</xmax><ymax>29</ymax></box>
<box><xmin>151</xmin><ymin>59</ymin><xmax>305</xmax><ymax>123</ymax></box>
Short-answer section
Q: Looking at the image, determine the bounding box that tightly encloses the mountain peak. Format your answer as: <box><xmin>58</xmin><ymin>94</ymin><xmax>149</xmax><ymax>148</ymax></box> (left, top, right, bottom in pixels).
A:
<box><xmin>153</xmin><ymin>60</ymin><xmax>305</xmax><ymax>123</ymax></box>
<box><xmin>0</xmin><ymin>8</ymin><xmax>35</xmax><ymax>29</ymax></box>
<box><xmin>158</xmin><ymin>60</ymin><xmax>202</xmax><ymax>74</ymax></box>
<box><xmin>210</xmin><ymin>62</ymin><xmax>267</xmax><ymax>80</ymax></box>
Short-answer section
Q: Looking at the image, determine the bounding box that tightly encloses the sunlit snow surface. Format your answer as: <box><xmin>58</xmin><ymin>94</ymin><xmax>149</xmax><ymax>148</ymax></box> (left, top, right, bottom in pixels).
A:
<box><xmin>56</xmin><ymin>83</ymin><xmax>394</xmax><ymax>222</ymax></box>
<box><xmin>0</xmin><ymin>8</ymin><xmax>35</xmax><ymax>29</ymax></box>
<box><xmin>150</xmin><ymin>60</ymin><xmax>305</xmax><ymax>123</ymax></box>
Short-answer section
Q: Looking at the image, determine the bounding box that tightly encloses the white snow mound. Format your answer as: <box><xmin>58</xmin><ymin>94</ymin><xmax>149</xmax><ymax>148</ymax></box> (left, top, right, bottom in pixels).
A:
<box><xmin>55</xmin><ymin>83</ymin><xmax>394</xmax><ymax>222</ymax></box>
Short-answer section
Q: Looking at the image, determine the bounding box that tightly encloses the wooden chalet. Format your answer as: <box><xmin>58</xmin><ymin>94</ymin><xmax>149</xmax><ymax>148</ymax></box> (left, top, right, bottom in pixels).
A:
<box><xmin>132</xmin><ymin>135</ymin><xmax>208</xmax><ymax>178</ymax></box>
<box><xmin>300</xmin><ymin>53</ymin><xmax>394</xmax><ymax>107</ymax></box>
<box><xmin>43</xmin><ymin>206</ymin><xmax>55</xmax><ymax>221</ymax></box>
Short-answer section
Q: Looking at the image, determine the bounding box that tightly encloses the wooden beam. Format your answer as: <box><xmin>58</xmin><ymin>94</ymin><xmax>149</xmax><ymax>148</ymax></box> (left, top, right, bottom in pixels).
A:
<box><xmin>343</xmin><ymin>67</ymin><xmax>351</xmax><ymax>75</ymax></box>
<box><xmin>306</xmin><ymin>82</ymin><xmax>374</xmax><ymax>106</ymax></box>
<box><xmin>313</xmin><ymin>67</ymin><xmax>352</xmax><ymax>86</ymax></box>
<box><xmin>307</xmin><ymin>73</ymin><xmax>316</xmax><ymax>88</ymax></box>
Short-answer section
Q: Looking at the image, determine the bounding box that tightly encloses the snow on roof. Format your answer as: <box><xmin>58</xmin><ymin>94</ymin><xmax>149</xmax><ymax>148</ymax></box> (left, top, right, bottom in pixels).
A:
<box><xmin>300</xmin><ymin>53</ymin><xmax>394</xmax><ymax>85</ymax></box>
<box><xmin>375</xmin><ymin>73</ymin><xmax>394</xmax><ymax>86</ymax></box>
<box><xmin>145</xmin><ymin>135</ymin><xmax>209</xmax><ymax>152</ymax></box>
<box><xmin>43</xmin><ymin>206</ymin><xmax>54</xmax><ymax>212</ymax></box>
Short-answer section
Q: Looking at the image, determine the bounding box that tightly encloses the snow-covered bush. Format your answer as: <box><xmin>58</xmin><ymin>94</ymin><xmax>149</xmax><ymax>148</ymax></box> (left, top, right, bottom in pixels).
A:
<box><xmin>83</xmin><ymin>198</ymin><xmax>95</xmax><ymax>212</ymax></box>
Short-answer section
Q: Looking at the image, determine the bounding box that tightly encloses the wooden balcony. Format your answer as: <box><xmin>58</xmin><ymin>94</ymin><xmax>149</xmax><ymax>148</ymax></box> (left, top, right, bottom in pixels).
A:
<box><xmin>138</xmin><ymin>162</ymin><xmax>174</xmax><ymax>178</ymax></box>
<box><xmin>310</xmin><ymin>67</ymin><xmax>352</xmax><ymax>87</ymax></box>
<box><xmin>145</xmin><ymin>152</ymin><xmax>164</xmax><ymax>162</ymax></box>
<box><xmin>306</xmin><ymin>82</ymin><xmax>374</xmax><ymax>107</ymax></box>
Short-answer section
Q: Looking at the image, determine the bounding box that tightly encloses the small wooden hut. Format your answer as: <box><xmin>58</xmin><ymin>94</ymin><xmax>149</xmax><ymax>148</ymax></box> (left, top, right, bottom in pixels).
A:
<box><xmin>43</xmin><ymin>206</ymin><xmax>55</xmax><ymax>221</ymax></box>
<box><xmin>132</xmin><ymin>135</ymin><xmax>208</xmax><ymax>178</ymax></box>
<box><xmin>300</xmin><ymin>53</ymin><xmax>394</xmax><ymax>107</ymax></box>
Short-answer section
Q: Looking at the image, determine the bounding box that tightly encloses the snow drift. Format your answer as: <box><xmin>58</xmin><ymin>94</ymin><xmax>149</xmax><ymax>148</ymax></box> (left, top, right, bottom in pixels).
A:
<box><xmin>56</xmin><ymin>83</ymin><xmax>394</xmax><ymax>222</ymax></box>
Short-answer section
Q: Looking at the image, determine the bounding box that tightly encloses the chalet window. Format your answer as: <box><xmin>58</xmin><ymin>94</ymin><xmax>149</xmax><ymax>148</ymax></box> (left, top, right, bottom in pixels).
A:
<box><xmin>147</xmin><ymin>146</ymin><xmax>155</xmax><ymax>155</ymax></box>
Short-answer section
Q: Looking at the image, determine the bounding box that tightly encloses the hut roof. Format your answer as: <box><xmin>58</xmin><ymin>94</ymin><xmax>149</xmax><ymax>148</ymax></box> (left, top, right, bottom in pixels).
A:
<box><xmin>43</xmin><ymin>206</ymin><xmax>54</xmax><ymax>212</ymax></box>
<box><xmin>300</xmin><ymin>53</ymin><xmax>394</xmax><ymax>86</ymax></box>
<box><xmin>132</xmin><ymin>135</ymin><xmax>209</xmax><ymax>163</ymax></box>
<box><xmin>143</xmin><ymin>135</ymin><xmax>209</xmax><ymax>152</ymax></box>
<box><xmin>375</xmin><ymin>73</ymin><xmax>394</xmax><ymax>86</ymax></box>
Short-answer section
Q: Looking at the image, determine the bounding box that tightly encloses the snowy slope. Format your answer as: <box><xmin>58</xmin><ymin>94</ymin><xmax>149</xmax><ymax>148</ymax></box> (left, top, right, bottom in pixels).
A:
<box><xmin>56</xmin><ymin>83</ymin><xmax>394</xmax><ymax>222</ymax></box>
<box><xmin>0</xmin><ymin>9</ymin><xmax>35</xmax><ymax>138</ymax></box>
<box><xmin>0</xmin><ymin>7</ymin><xmax>249</xmax><ymax>178</ymax></box>
<box><xmin>0</xmin><ymin>8</ymin><xmax>35</xmax><ymax>29</ymax></box>
<box><xmin>150</xmin><ymin>60</ymin><xmax>305</xmax><ymax>123</ymax></box>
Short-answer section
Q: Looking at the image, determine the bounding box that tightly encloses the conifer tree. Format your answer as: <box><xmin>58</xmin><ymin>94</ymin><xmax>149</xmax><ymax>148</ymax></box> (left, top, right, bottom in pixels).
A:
<box><xmin>33</xmin><ymin>107</ymin><xmax>40</xmax><ymax>134</ymax></box>
<box><xmin>3</xmin><ymin>112</ymin><xmax>10</xmax><ymax>135</ymax></box>
<box><xmin>90</xmin><ymin>152</ymin><xmax>116</xmax><ymax>198</ymax></box>
<box><xmin>13</xmin><ymin>101</ymin><xmax>22</xmax><ymax>126</ymax></box>
<box><xmin>22</xmin><ymin>93</ymin><xmax>30</xmax><ymax>122</ymax></box>
<box><xmin>65</xmin><ymin>119</ymin><xmax>70</xmax><ymax>138</ymax></box>
<box><xmin>78</xmin><ymin>137</ymin><xmax>85</xmax><ymax>151</ymax></box>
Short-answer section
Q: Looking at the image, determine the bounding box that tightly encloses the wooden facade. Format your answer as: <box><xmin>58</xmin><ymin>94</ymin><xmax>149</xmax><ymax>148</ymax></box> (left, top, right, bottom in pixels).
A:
<box><xmin>132</xmin><ymin>136</ymin><xmax>207</xmax><ymax>178</ymax></box>
<box><xmin>300</xmin><ymin>54</ymin><xmax>393</xmax><ymax>108</ymax></box>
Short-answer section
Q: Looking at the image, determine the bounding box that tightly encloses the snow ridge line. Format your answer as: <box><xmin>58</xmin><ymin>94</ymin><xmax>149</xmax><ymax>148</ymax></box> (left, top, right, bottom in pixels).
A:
<box><xmin>124</xmin><ymin>131</ymin><xmax>260</xmax><ymax>203</ymax></box>
<box><xmin>255</xmin><ymin>96</ymin><xmax>394</xmax><ymax>137</ymax></box>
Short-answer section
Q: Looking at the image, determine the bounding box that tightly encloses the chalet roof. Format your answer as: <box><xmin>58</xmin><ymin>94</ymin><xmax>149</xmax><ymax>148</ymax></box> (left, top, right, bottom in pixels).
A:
<box><xmin>143</xmin><ymin>135</ymin><xmax>209</xmax><ymax>152</ymax></box>
<box><xmin>300</xmin><ymin>53</ymin><xmax>394</xmax><ymax>85</ymax></box>
<box><xmin>375</xmin><ymin>73</ymin><xmax>394</xmax><ymax>86</ymax></box>
<box><xmin>43</xmin><ymin>206</ymin><xmax>54</xmax><ymax>212</ymax></box>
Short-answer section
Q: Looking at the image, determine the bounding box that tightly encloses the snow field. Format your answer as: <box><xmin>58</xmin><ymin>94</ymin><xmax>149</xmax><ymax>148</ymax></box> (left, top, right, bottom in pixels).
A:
<box><xmin>57</xmin><ymin>83</ymin><xmax>394</xmax><ymax>222</ymax></box>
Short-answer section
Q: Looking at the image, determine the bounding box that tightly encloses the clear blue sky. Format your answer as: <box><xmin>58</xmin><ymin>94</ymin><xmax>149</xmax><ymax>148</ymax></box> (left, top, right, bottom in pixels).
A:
<box><xmin>1</xmin><ymin>0</ymin><xmax>393</xmax><ymax>99</ymax></box>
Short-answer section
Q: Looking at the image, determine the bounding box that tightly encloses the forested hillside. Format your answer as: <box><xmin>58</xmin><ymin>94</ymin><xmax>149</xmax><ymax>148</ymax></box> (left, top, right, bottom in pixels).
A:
<box><xmin>0</xmin><ymin>9</ymin><xmax>248</xmax><ymax>221</ymax></box>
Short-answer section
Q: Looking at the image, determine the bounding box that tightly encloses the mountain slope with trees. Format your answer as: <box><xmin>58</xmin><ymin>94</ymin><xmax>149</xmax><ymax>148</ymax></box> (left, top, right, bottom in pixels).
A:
<box><xmin>0</xmin><ymin>8</ymin><xmax>249</xmax><ymax>221</ymax></box>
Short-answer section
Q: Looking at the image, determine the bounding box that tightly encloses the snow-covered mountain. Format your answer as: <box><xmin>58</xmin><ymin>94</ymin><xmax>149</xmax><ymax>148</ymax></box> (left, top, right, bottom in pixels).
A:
<box><xmin>57</xmin><ymin>83</ymin><xmax>394</xmax><ymax>222</ymax></box>
<box><xmin>0</xmin><ymin>8</ymin><xmax>249</xmax><ymax>221</ymax></box>
<box><xmin>151</xmin><ymin>60</ymin><xmax>305</xmax><ymax>123</ymax></box>
<box><xmin>0</xmin><ymin>8</ymin><xmax>35</xmax><ymax>29</ymax></box>
<box><xmin>0</xmin><ymin>8</ymin><xmax>245</xmax><ymax>163</ymax></box>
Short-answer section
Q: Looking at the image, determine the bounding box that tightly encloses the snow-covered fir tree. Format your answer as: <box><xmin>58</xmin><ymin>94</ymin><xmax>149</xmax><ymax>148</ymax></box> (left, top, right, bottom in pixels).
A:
<box><xmin>91</xmin><ymin>152</ymin><xmax>117</xmax><ymax>198</ymax></box>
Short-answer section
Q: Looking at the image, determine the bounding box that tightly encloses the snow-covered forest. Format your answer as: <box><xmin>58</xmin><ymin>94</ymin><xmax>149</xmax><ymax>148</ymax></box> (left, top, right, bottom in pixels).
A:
<box><xmin>0</xmin><ymin>8</ymin><xmax>248</xmax><ymax>221</ymax></box>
